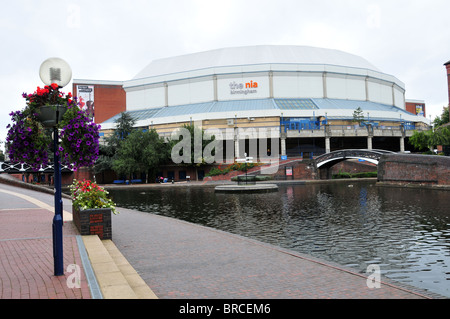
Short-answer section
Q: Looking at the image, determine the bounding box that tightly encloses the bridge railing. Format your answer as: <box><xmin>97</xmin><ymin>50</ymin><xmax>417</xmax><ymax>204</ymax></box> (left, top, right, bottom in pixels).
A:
<box><xmin>0</xmin><ymin>161</ymin><xmax>73</xmax><ymax>173</ymax></box>
<box><xmin>314</xmin><ymin>149</ymin><xmax>395</xmax><ymax>168</ymax></box>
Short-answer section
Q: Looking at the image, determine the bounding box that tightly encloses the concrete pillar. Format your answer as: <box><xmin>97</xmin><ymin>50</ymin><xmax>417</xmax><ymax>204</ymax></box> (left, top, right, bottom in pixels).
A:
<box><xmin>367</xmin><ymin>136</ymin><xmax>373</xmax><ymax>150</ymax></box>
<box><xmin>281</xmin><ymin>137</ymin><xmax>286</xmax><ymax>156</ymax></box>
<box><xmin>269</xmin><ymin>71</ymin><xmax>274</xmax><ymax>98</ymax></box>
<box><xmin>234</xmin><ymin>137</ymin><xmax>240</xmax><ymax>159</ymax></box>
<box><xmin>392</xmin><ymin>83</ymin><xmax>396</xmax><ymax>106</ymax></box>
<box><xmin>164</xmin><ymin>82</ymin><xmax>168</xmax><ymax>107</ymax></box>
<box><xmin>322</xmin><ymin>72</ymin><xmax>328</xmax><ymax>98</ymax></box>
<box><xmin>234</xmin><ymin>116</ymin><xmax>239</xmax><ymax>159</ymax></box>
<box><xmin>400</xmin><ymin>137</ymin><xmax>405</xmax><ymax>153</ymax></box>
<box><xmin>325</xmin><ymin>137</ymin><xmax>331</xmax><ymax>153</ymax></box>
<box><xmin>365</xmin><ymin>76</ymin><xmax>369</xmax><ymax>101</ymax></box>
<box><xmin>213</xmin><ymin>75</ymin><xmax>218</xmax><ymax>101</ymax></box>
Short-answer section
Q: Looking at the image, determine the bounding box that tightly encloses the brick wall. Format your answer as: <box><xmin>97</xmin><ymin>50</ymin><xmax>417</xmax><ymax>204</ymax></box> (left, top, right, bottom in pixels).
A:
<box><xmin>73</xmin><ymin>83</ymin><xmax>126</xmax><ymax>124</ymax></box>
<box><xmin>204</xmin><ymin>160</ymin><xmax>317</xmax><ymax>181</ymax></box>
<box><xmin>73</xmin><ymin>207</ymin><xmax>112</xmax><ymax>239</ymax></box>
<box><xmin>330</xmin><ymin>160</ymin><xmax>377</xmax><ymax>175</ymax></box>
<box><xmin>446</xmin><ymin>63</ymin><xmax>450</xmax><ymax>111</ymax></box>
<box><xmin>405</xmin><ymin>101</ymin><xmax>426</xmax><ymax>117</ymax></box>
<box><xmin>378</xmin><ymin>154</ymin><xmax>450</xmax><ymax>185</ymax></box>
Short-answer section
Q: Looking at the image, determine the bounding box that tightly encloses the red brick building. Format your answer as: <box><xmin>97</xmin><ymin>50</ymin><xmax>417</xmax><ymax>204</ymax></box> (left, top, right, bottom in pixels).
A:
<box><xmin>445</xmin><ymin>60</ymin><xmax>450</xmax><ymax>122</ymax></box>
<box><xmin>72</xmin><ymin>80</ymin><xmax>126</xmax><ymax>124</ymax></box>
<box><xmin>405</xmin><ymin>99</ymin><xmax>426</xmax><ymax>117</ymax></box>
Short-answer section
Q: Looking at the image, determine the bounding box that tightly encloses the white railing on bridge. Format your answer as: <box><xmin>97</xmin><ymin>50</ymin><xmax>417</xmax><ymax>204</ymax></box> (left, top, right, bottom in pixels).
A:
<box><xmin>0</xmin><ymin>161</ymin><xmax>72</xmax><ymax>173</ymax></box>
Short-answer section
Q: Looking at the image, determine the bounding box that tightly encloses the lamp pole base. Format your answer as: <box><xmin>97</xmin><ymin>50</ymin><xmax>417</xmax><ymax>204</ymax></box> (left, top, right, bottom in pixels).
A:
<box><xmin>52</xmin><ymin>213</ymin><xmax>64</xmax><ymax>276</ymax></box>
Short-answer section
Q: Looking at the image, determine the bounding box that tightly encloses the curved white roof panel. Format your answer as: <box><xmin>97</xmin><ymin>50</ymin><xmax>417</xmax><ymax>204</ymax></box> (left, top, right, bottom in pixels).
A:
<box><xmin>132</xmin><ymin>45</ymin><xmax>381</xmax><ymax>80</ymax></box>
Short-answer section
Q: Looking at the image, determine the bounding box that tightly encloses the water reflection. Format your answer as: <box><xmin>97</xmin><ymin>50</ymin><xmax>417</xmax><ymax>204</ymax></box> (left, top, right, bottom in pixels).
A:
<box><xmin>109</xmin><ymin>182</ymin><xmax>450</xmax><ymax>297</ymax></box>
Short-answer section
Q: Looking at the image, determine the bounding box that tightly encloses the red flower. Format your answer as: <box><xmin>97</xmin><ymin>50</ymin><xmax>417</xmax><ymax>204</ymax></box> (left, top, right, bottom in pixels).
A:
<box><xmin>51</xmin><ymin>83</ymin><xmax>59</xmax><ymax>90</ymax></box>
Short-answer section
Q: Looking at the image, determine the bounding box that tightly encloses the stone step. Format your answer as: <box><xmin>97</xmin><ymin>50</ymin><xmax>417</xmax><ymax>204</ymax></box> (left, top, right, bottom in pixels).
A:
<box><xmin>102</xmin><ymin>239</ymin><xmax>158</xmax><ymax>299</ymax></box>
<box><xmin>82</xmin><ymin>235</ymin><xmax>158</xmax><ymax>299</ymax></box>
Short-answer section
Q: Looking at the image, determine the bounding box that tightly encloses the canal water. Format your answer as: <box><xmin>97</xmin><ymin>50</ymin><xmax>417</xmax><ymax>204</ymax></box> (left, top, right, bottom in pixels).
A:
<box><xmin>108</xmin><ymin>181</ymin><xmax>450</xmax><ymax>298</ymax></box>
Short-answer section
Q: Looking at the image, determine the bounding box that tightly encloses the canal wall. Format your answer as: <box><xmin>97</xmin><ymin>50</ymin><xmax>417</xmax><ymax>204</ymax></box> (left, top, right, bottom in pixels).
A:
<box><xmin>377</xmin><ymin>154</ymin><xmax>450</xmax><ymax>186</ymax></box>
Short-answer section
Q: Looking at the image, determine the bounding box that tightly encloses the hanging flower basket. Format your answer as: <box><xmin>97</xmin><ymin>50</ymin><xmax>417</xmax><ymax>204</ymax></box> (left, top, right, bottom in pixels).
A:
<box><xmin>35</xmin><ymin>105</ymin><xmax>68</xmax><ymax>128</ymax></box>
<box><xmin>5</xmin><ymin>84</ymin><xmax>101</xmax><ymax>171</ymax></box>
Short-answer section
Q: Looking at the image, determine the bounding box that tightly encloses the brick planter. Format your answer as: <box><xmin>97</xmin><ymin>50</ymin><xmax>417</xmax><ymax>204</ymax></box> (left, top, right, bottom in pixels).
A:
<box><xmin>73</xmin><ymin>207</ymin><xmax>112</xmax><ymax>239</ymax></box>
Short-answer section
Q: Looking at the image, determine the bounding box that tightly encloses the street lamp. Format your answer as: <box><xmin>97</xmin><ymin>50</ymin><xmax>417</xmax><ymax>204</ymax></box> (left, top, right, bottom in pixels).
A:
<box><xmin>39</xmin><ymin>57</ymin><xmax>72</xmax><ymax>276</ymax></box>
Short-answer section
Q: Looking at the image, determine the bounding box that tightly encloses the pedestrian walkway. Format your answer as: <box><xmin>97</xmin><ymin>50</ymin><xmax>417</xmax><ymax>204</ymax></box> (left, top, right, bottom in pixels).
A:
<box><xmin>0</xmin><ymin>180</ymin><xmax>156</xmax><ymax>299</ymax></box>
<box><xmin>111</xmin><ymin>207</ymin><xmax>444</xmax><ymax>299</ymax></box>
<box><xmin>0</xmin><ymin>177</ymin><xmax>445</xmax><ymax>299</ymax></box>
<box><xmin>0</xmin><ymin>183</ymin><xmax>91</xmax><ymax>299</ymax></box>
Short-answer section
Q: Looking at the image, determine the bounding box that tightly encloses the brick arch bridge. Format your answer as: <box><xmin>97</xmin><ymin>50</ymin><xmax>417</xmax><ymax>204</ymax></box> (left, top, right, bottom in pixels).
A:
<box><xmin>314</xmin><ymin>149</ymin><xmax>396</xmax><ymax>172</ymax></box>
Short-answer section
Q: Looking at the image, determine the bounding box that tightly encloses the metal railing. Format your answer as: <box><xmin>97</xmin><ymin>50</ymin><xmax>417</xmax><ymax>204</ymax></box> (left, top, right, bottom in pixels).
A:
<box><xmin>237</xmin><ymin>175</ymin><xmax>257</xmax><ymax>185</ymax></box>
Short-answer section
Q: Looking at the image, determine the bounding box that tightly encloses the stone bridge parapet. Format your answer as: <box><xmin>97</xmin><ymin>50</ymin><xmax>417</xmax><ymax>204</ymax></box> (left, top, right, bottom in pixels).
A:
<box><xmin>315</xmin><ymin>149</ymin><xmax>395</xmax><ymax>169</ymax></box>
<box><xmin>378</xmin><ymin>154</ymin><xmax>450</xmax><ymax>186</ymax></box>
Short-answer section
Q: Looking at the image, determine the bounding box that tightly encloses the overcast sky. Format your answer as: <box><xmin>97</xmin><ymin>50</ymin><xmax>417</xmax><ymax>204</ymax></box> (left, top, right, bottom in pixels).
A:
<box><xmin>1</xmin><ymin>0</ymin><xmax>449</xmax><ymax>152</ymax></box>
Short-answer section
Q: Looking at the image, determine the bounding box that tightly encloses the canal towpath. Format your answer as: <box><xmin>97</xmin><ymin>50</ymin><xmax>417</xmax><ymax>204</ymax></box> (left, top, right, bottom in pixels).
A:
<box><xmin>0</xmin><ymin>175</ymin><xmax>446</xmax><ymax>299</ymax></box>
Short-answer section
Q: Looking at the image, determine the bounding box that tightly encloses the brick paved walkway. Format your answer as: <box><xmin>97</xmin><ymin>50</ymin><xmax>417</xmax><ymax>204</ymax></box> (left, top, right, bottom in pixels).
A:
<box><xmin>111</xmin><ymin>207</ymin><xmax>441</xmax><ymax>299</ymax></box>
<box><xmin>0</xmin><ymin>180</ymin><xmax>445</xmax><ymax>300</ymax></box>
<box><xmin>0</xmin><ymin>184</ymin><xmax>91</xmax><ymax>299</ymax></box>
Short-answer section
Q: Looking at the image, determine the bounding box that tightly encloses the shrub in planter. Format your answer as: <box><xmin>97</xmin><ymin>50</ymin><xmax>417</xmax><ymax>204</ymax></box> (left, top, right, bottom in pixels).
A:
<box><xmin>70</xmin><ymin>179</ymin><xmax>118</xmax><ymax>239</ymax></box>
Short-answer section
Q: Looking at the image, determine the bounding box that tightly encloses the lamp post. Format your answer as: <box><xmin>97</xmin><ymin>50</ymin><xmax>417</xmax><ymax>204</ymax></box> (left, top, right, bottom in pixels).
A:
<box><xmin>39</xmin><ymin>57</ymin><xmax>72</xmax><ymax>276</ymax></box>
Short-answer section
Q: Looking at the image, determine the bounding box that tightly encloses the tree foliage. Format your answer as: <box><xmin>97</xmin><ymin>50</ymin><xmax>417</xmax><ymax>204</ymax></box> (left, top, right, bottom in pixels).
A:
<box><xmin>170</xmin><ymin>123</ymin><xmax>217</xmax><ymax>167</ymax></box>
<box><xmin>410</xmin><ymin>125</ymin><xmax>450</xmax><ymax>152</ymax></box>
<box><xmin>112</xmin><ymin>129</ymin><xmax>170</xmax><ymax>179</ymax></box>
<box><xmin>93</xmin><ymin>112</ymin><xmax>136</xmax><ymax>176</ymax></box>
<box><xmin>352</xmin><ymin>107</ymin><xmax>365</xmax><ymax>124</ymax></box>
<box><xmin>409</xmin><ymin>106</ymin><xmax>450</xmax><ymax>152</ymax></box>
<box><xmin>433</xmin><ymin>106</ymin><xmax>449</xmax><ymax>127</ymax></box>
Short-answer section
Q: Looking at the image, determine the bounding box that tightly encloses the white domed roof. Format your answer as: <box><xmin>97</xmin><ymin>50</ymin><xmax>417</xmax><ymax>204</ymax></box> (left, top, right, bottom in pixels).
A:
<box><xmin>133</xmin><ymin>45</ymin><xmax>381</xmax><ymax>80</ymax></box>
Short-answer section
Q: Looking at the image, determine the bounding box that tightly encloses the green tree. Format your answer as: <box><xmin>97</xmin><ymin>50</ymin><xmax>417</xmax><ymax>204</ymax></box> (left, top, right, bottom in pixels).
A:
<box><xmin>170</xmin><ymin>123</ymin><xmax>217</xmax><ymax>166</ymax></box>
<box><xmin>352</xmin><ymin>107</ymin><xmax>365</xmax><ymax>125</ymax></box>
<box><xmin>409</xmin><ymin>130</ymin><xmax>434</xmax><ymax>151</ymax></box>
<box><xmin>93</xmin><ymin>112</ymin><xmax>136</xmax><ymax>179</ymax></box>
<box><xmin>433</xmin><ymin>106</ymin><xmax>449</xmax><ymax>128</ymax></box>
<box><xmin>112</xmin><ymin>129</ymin><xmax>170</xmax><ymax>181</ymax></box>
<box><xmin>409</xmin><ymin>126</ymin><xmax>450</xmax><ymax>152</ymax></box>
<box><xmin>114</xmin><ymin>112</ymin><xmax>136</xmax><ymax>141</ymax></box>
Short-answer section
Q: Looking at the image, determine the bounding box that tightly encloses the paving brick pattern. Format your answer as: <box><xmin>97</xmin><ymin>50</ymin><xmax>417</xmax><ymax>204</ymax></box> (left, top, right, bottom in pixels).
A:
<box><xmin>112</xmin><ymin>207</ymin><xmax>439</xmax><ymax>299</ymax></box>
<box><xmin>0</xmin><ymin>181</ymin><xmax>444</xmax><ymax>300</ymax></box>
<box><xmin>0</xmin><ymin>185</ymin><xmax>91</xmax><ymax>299</ymax></box>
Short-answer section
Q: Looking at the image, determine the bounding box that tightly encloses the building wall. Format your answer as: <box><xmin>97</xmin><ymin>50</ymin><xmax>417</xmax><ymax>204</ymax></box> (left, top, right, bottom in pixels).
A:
<box><xmin>378</xmin><ymin>154</ymin><xmax>450</xmax><ymax>185</ymax></box>
<box><xmin>124</xmin><ymin>66</ymin><xmax>406</xmax><ymax>111</ymax></box>
<box><xmin>405</xmin><ymin>100</ymin><xmax>426</xmax><ymax>117</ymax></box>
<box><xmin>446</xmin><ymin>62</ymin><xmax>450</xmax><ymax>107</ymax></box>
<box><xmin>445</xmin><ymin>61</ymin><xmax>450</xmax><ymax>124</ymax></box>
<box><xmin>73</xmin><ymin>82</ymin><xmax>126</xmax><ymax>124</ymax></box>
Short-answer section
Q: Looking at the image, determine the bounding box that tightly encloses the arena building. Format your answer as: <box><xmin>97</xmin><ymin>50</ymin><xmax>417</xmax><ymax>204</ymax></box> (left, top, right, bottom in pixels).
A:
<box><xmin>74</xmin><ymin>45</ymin><xmax>429</xmax><ymax>166</ymax></box>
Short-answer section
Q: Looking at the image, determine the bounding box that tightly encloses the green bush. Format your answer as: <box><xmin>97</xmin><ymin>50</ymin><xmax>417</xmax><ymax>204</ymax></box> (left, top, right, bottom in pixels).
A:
<box><xmin>206</xmin><ymin>162</ymin><xmax>259</xmax><ymax>177</ymax></box>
